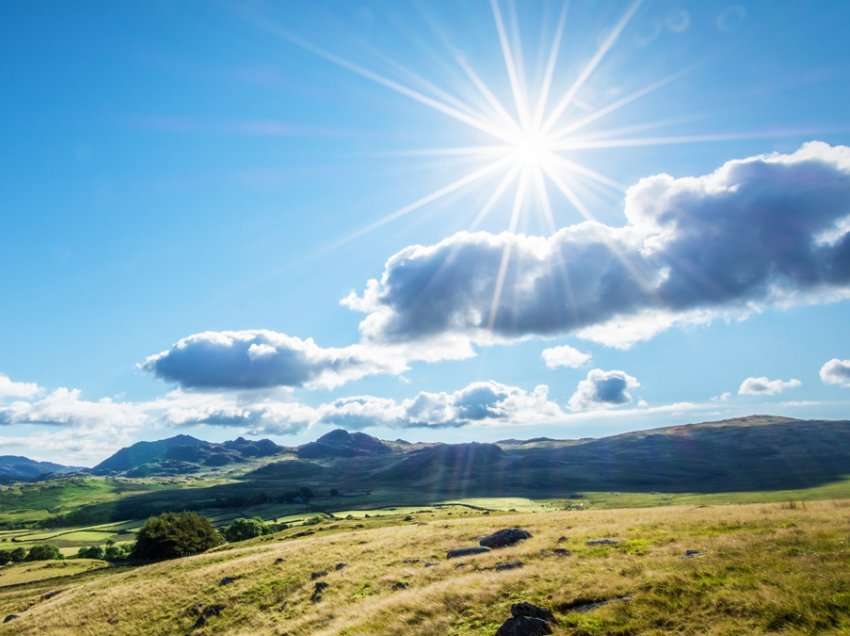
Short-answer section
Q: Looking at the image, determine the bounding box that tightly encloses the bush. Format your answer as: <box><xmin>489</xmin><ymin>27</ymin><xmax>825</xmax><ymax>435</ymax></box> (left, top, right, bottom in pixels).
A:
<box><xmin>77</xmin><ymin>545</ymin><xmax>105</xmax><ymax>560</ymax></box>
<box><xmin>10</xmin><ymin>547</ymin><xmax>27</xmax><ymax>562</ymax></box>
<box><xmin>103</xmin><ymin>541</ymin><xmax>131</xmax><ymax>562</ymax></box>
<box><xmin>26</xmin><ymin>544</ymin><xmax>62</xmax><ymax>561</ymax></box>
<box><xmin>132</xmin><ymin>512</ymin><xmax>222</xmax><ymax>561</ymax></box>
<box><xmin>224</xmin><ymin>517</ymin><xmax>269</xmax><ymax>543</ymax></box>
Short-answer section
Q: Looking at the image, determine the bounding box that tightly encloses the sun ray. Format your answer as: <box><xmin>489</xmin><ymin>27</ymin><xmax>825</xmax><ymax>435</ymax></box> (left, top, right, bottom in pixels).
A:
<box><xmin>542</xmin><ymin>0</ymin><xmax>642</xmax><ymax>133</ymax></box>
<box><xmin>454</xmin><ymin>54</ymin><xmax>521</xmax><ymax>132</ymax></box>
<box><xmin>325</xmin><ymin>158</ymin><xmax>512</xmax><ymax>251</ymax></box>
<box><xmin>531</xmin><ymin>166</ymin><xmax>581</xmax><ymax>328</ymax></box>
<box><xmin>552</xmin><ymin>68</ymin><xmax>689</xmax><ymax>140</ymax></box>
<box><xmin>272</xmin><ymin>29</ymin><xmax>512</xmax><ymax>142</ymax></box>
<box><xmin>491</xmin><ymin>0</ymin><xmax>530</xmax><ymax>127</ymax></box>
<box><xmin>533</xmin><ymin>1</ymin><xmax>569</xmax><ymax>128</ymax></box>
<box><xmin>470</xmin><ymin>166</ymin><xmax>521</xmax><ymax>230</ymax></box>
<box><xmin>366</xmin><ymin>145</ymin><xmax>508</xmax><ymax>159</ymax></box>
<box><xmin>550</xmin><ymin>154</ymin><xmax>626</xmax><ymax>192</ymax></box>
<box><xmin>488</xmin><ymin>171</ymin><xmax>528</xmax><ymax>329</ymax></box>
<box><xmin>557</xmin><ymin>127</ymin><xmax>839</xmax><ymax>151</ymax></box>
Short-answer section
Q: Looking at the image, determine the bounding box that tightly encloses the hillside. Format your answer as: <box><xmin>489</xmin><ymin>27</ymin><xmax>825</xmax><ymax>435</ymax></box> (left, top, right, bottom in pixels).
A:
<box><xmin>0</xmin><ymin>456</ymin><xmax>79</xmax><ymax>484</ymax></box>
<box><xmin>3</xmin><ymin>500</ymin><xmax>850</xmax><ymax>635</ymax></box>
<box><xmin>33</xmin><ymin>415</ymin><xmax>850</xmax><ymax>527</ymax></box>
<box><xmin>91</xmin><ymin>435</ymin><xmax>286</xmax><ymax>477</ymax></box>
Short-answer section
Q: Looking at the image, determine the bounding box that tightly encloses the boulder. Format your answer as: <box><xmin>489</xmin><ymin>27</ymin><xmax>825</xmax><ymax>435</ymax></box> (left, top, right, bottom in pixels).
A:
<box><xmin>191</xmin><ymin>603</ymin><xmax>225</xmax><ymax>629</ymax></box>
<box><xmin>310</xmin><ymin>570</ymin><xmax>328</xmax><ymax>580</ymax></box>
<box><xmin>586</xmin><ymin>538</ymin><xmax>619</xmax><ymax>546</ymax></box>
<box><xmin>512</xmin><ymin>601</ymin><xmax>557</xmax><ymax>623</ymax></box>
<box><xmin>219</xmin><ymin>576</ymin><xmax>240</xmax><ymax>586</ymax></box>
<box><xmin>494</xmin><ymin>616</ymin><xmax>552</xmax><ymax>636</ymax></box>
<box><xmin>311</xmin><ymin>581</ymin><xmax>329</xmax><ymax>603</ymax></box>
<box><xmin>494</xmin><ymin>560</ymin><xmax>524</xmax><ymax>571</ymax></box>
<box><xmin>3</xmin><ymin>614</ymin><xmax>19</xmax><ymax>624</ymax></box>
<box><xmin>447</xmin><ymin>546</ymin><xmax>491</xmax><ymax>559</ymax></box>
<box><xmin>480</xmin><ymin>528</ymin><xmax>532</xmax><ymax>549</ymax></box>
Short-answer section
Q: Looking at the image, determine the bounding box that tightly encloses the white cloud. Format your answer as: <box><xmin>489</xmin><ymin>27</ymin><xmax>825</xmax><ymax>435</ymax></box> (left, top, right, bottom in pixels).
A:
<box><xmin>0</xmin><ymin>373</ymin><xmax>42</xmax><ymax>399</ymax></box>
<box><xmin>738</xmin><ymin>376</ymin><xmax>802</xmax><ymax>396</ymax></box>
<box><xmin>568</xmin><ymin>369</ymin><xmax>640</xmax><ymax>411</ymax></box>
<box><xmin>541</xmin><ymin>344</ymin><xmax>592</xmax><ymax>369</ymax></box>
<box><xmin>345</xmin><ymin>142</ymin><xmax>850</xmax><ymax>350</ymax></box>
<box><xmin>820</xmin><ymin>358</ymin><xmax>850</xmax><ymax>388</ymax></box>
<box><xmin>141</xmin><ymin>329</ymin><xmax>407</xmax><ymax>390</ymax></box>
<box><xmin>319</xmin><ymin>381</ymin><xmax>565</xmax><ymax>430</ymax></box>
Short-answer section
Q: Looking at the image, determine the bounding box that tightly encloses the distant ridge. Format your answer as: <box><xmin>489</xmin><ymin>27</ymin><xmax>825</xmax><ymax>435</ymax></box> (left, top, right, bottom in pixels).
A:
<box><xmin>0</xmin><ymin>455</ymin><xmax>80</xmax><ymax>483</ymax></box>
<box><xmin>297</xmin><ymin>429</ymin><xmax>392</xmax><ymax>459</ymax></box>
<box><xmin>91</xmin><ymin>434</ymin><xmax>285</xmax><ymax>476</ymax></box>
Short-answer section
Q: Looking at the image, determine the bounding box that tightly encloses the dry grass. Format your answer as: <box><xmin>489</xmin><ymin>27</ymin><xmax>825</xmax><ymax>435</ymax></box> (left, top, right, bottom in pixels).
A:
<box><xmin>2</xmin><ymin>501</ymin><xmax>850</xmax><ymax>635</ymax></box>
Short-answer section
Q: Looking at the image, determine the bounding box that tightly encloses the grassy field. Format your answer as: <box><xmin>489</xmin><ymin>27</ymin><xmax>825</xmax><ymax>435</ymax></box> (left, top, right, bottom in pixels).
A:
<box><xmin>2</xmin><ymin>499</ymin><xmax>850</xmax><ymax>634</ymax></box>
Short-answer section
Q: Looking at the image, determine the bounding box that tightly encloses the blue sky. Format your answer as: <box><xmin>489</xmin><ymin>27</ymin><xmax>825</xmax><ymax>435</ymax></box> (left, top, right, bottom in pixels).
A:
<box><xmin>2</xmin><ymin>0</ymin><xmax>850</xmax><ymax>464</ymax></box>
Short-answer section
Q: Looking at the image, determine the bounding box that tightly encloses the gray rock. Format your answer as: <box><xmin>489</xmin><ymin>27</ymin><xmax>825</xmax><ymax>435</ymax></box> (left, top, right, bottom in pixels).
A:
<box><xmin>683</xmin><ymin>549</ymin><xmax>704</xmax><ymax>558</ymax></box>
<box><xmin>3</xmin><ymin>614</ymin><xmax>19</xmax><ymax>623</ymax></box>
<box><xmin>586</xmin><ymin>538</ymin><xmax>619</xmax><ymax>546</ymax></box>
<box><xmin>494</xmin><ymin>560</ymin><xmax>524</xmax><ymax>571</ymax></box>
<box><xmin>480</xmin><ymin>528</ymin><xmax>532</xmax><ymax>549</ymax></box>
<box><xmin>494</xmin><ymin>616</ymin><xmax>552</xmax><ymax>636</ymax></box>
<box><xmin>447</xmin><ymin>546</ymin><xmax>491</xmax><ymax>559</ymax></box>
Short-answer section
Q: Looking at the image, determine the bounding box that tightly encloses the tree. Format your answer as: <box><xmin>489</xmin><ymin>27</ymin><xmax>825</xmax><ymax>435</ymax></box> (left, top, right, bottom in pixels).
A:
<box><xmin>224</xmin><ymin>517</ymin><xmax>269</xmax><ymax>543</ymax></box>
<box><xmin>103</xmin><ymin>542</ymin><xmax>131</xmax><ymax>562</ymax></box>
<box><xmin>77</xmin><ymin>545</ymin><xmax>105</xmax><ymax>560</ymax></box>
<box><xmin>10</xmin><ymin>547</ymin><xmax>27</xmax><ymax>562</ymax></box>
<box><xmin>26</xmin><ymin>544</ymin><xmax>62</xmax><ymax>561</ymax></box>
<box><xmin>132</xmin><ymin>512</ymin><xmax>222</xmax><ymax>561</ymax></box>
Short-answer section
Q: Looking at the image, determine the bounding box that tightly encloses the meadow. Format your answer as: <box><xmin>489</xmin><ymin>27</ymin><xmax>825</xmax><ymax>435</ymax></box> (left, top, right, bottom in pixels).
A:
<box><xmin>2</xmin><ymin>494</ymin><xmax>850</xmax><ymax>634</ymax></box>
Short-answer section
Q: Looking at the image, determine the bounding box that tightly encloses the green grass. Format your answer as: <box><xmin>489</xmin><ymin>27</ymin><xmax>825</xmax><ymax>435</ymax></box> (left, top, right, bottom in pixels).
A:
<box><xmin>4</xmin><ymin>500</ymin><xmax>850</xmax><ymax>635</ymax></box>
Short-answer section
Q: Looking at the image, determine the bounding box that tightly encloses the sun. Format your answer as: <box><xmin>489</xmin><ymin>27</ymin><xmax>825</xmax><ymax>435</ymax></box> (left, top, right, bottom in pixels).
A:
<box><xmin>509</xmin><ymin>126</ymin><xmax>554</xmax><ymax>170</ymax></box>
<box><xmin>269</xmin><ymin>0</ymin><xmax>805</xmax><ymax>250</ymax></box>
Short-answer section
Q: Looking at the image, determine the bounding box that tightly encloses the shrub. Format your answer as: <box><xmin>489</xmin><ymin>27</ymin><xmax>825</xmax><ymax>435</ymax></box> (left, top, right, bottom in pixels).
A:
<box><xmin>224</xmin><ymin>517</ymin><xmax>269</xmax><ymax>543</ymax></box>
<box><xmin>10</xmin><ymin>547</ymin><xmax>27</xmax><ymax>562</ymax></box>
<box><xmin>77</xmin><ymin>545</ymin><xmax>105</xmax><ymax>560</ymax></box>
<box><xmin>132</xmin><ymin>512</ymin><xmax>222</xmax><ymax>561</ymax></box>
<box><xmin>103</xmin><ymin>542</ymin><xmax>131</xmax><ymax>562</ymax></box>
<box><xmin>26</xmin><ymin>544</ymin><xmax>62</xmax><ymax>561</ymax></box>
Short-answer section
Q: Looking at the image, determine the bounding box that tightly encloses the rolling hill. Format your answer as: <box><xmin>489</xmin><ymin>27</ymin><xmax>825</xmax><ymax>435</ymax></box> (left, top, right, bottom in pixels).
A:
<box><xmin>43</xmin><ymin>415</ymin><xmax>850</xmax><ymax>526</ymax></box>
<box><xmin>91</xmin><ymin>434</ymin><xmax>285</xmax><ymax>477</ymax></box>
<box><xmin>0</xmin><ymin>456</ymin><xmax>80</xmax><ymax>483</ymax></box>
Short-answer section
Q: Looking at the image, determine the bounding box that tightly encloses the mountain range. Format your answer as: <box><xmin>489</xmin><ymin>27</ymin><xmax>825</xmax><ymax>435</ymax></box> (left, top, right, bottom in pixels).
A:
<box><xmin>0</xmin><ymin>456</ymin><xmax>81</xmax><ymax>483</ymax></box>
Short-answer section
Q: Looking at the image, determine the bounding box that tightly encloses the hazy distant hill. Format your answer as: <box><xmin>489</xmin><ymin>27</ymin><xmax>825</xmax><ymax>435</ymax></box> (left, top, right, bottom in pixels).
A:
<box><xmin>275</xmin><ymin>415</ymin><xmax>850</xmax><ymax>494</ymax></box>
<box><xmin>44</xmin><ymin>415</ymin><xmax>850</xmax><ymax>525</ymax></box>
<box><xmin>91</xmin><ymin>434</ymin><xmax>285</xmax><ymax>476</ymax></box>
<box><xmin>297</xmin><ymin>429</ymin><xmax>392</xmax><ymax>459</ymax></box>
<box><xmin>0</xmin><ymin>456</ymin><xmax>80</xmax><ymax>483</ymax></box>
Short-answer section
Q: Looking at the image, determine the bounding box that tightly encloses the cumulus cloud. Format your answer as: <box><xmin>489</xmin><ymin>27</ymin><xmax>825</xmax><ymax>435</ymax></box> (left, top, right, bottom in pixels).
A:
<box><xmin>141</xmin><ymin>330</ymin><xmax>406</xmax><ymax>390</ymax></box>
<box><xmin>0</xmin><ymin>387</ymin><xmax>144</xmax><ymax>429</ymax></box>
<box><xmin>541</xmin><ymin>344</ymin><xmax>592</xmax><ymax>369</ymax></box>
<box><xmin>319</xmin><ymin>381</ymin><xmax>564</xmax><ymax>430</ymax></box>
<box><xmin>738</xmin><ymin>376</ymin><xmax>802</xmax><ymax>396</ymax></box>
<box><xmin>345</xmin><ymin>142</ymin><xmax>850</xmax><ymax>349</ymax></box>
<box><xmin>0</xmin><ymin>374</ymin><xmax>42</xmax><ymax>399</ymax></box>
<box><xmin>568</xmin><ymin>369</ymin><xmax>640</xmax><ymax>411</ymax></box>
<box><xmin>820</xmin><ymin>358</ymin><xmax>850</xmax><ymax>388</ymax></box>
<box><xmin>148</xmin><ymin>389</ymin><xmax>315</xmax><ymax>435</ymax></box>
